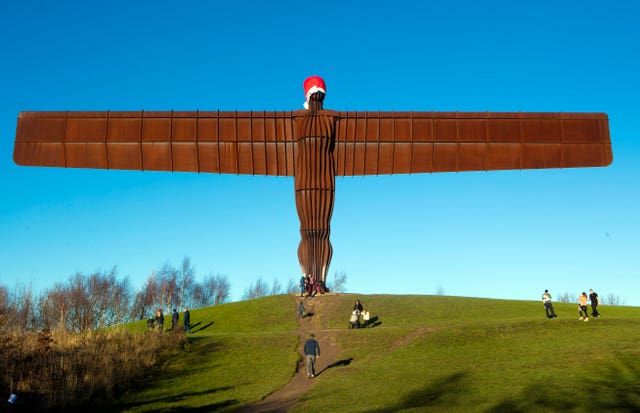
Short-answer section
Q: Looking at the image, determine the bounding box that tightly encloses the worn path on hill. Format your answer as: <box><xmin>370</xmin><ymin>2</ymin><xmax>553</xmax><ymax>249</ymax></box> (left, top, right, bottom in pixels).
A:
<box><xmin>235</xmin><ymin>294</ymin><xmax>343</xmax><ymax>413</ymax></box>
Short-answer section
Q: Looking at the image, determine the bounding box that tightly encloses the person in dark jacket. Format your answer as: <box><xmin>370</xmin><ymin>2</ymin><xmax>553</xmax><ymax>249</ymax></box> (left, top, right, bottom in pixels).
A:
<box><xmin>304</xmin><ymin>333</ymin><xmax>320</xmax><ymax>378</ymax></box>
<box><xmin>589</xmin><ymin>289</ymin><xmax>601</xmax><ymax>317</ymax></box>
<box><xmin>183</xmin><ymin>307</ymin><xmax>191</xmax><ymax>333</ymax></box>
<box><xmin>171</xmin><ymin>308</ymin><xmax>179</xmax><ymax>331</ymax></box>
<box><xmin>155</xmin><ymin>308</ymin><xmax>164</xmax><ymax>333</ymax></box>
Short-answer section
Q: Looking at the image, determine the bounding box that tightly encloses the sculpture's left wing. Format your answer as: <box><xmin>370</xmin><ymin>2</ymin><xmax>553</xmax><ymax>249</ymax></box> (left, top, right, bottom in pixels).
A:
<box><xmin>13</xmin><ymin>111</ymin><xmax>297</xmax><ymax>176</ymax></box>
<box><xmin>333</xmin><ymin>111</ymin><xmax>612</xmax><ymax>176</ymax></box>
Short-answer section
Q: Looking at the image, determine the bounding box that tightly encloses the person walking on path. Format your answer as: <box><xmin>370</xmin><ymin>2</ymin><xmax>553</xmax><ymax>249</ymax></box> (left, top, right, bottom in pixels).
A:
<box><xmin>542</xmin><ymin>290</ymin><xmax>557</xmax><ymax>319</ymax></box>
<box><xmin>589</xmin><ymin>289</ymin><xmax>601</xmax><ymax>317</ymax></box>
<box><xmin>298</xmin><ymin>301</ymin><xmax>305</xmax><ymax>319</ymax></box>
<box><xmin>304</xmin><ymin>333</ymin><xmax>320</xmax><ymax>378</ymax></box>
<box><xmin>578</xmin><ymin>292</ymin><xmax>589</xmax><ymax>321</ymax></box>
<box><xmin>183</xmin><ymin>307</ymin><xmax>191</xmax><ymax>333</ymax></box>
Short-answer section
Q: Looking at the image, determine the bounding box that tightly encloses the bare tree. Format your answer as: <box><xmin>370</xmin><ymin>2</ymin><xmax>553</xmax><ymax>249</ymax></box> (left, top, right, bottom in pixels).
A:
<box><xmin>285</xmin><ymin>278</ymin><xmax>298</xmax><ymax>294</ymax></box>
<box><xmin>269</xmin><ymin>278</ymin><xmax>283</xmax><ymax>296</ymax></box>
<box><xmin>156</xmin><ymin>263</ymin><xmax>180</xmax><ymax>312</ymax></box>
<box><xmin>604</xmin><ymin>293</ymin><xmax>625</xmax><ymax>306</ymax></box>
<box><xmin>328</xmin><ymin>270</ymin><xmax>347</xmax><ymax>293</ymax></box>
<box><xmin>37</xmin><ymin>269</ymin><xmax>131</xmax><ymax>332</ymax></box>
<box><xmin>557</xmin><ymin>292</ymin><xmax>573</xmax><ymax>303</ymax></box>
<box><xmin>435</xmin><ymin>284</ymin><xmax>446</xmax><ymax>296</ymax></box>
<box><xmin>0</xmin><ymin>283</ymin><xmax>38</xmax><ymax>332</ymax></box>
<box><xmin>242</xmin><ymin>277</ymin><xmax>269</xmax><ymax>300</ymax></box>
<box><xmin>84</xmin><ymin>268</ymin><xmax>131</xmax><ymax>328</ymax></box>
<box><xmin>38</xmin><ymin>283</ymin><xmax>71</xmax><ymax>331</ymax></box>
<box><xmin>212</xmin><ymin>274</ymin><xmax>231</xmax><ymax>305</ymax></box>
<box><xmin>179</xmin><ymin>256</ymin><xmax>196</xmax><ymax>308</ymax></box>
<box><xmin>132</xmin><ymin>273</ymin><xmax>159</xmax><ymax>320</ymax></box>
<box><xmin>192</xmin><ymin>273</ymin><xmax>231</xmax><ymax>308</ymax></box>
<box><xmin>0</xmin><ymin>285</ymin><xmax>7</xmax><ymax>330</ymax></box>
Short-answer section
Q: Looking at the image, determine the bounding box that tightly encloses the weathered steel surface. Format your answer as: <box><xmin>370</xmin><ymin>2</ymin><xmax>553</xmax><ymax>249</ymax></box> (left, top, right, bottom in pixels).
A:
<box><xmin>295</xmin><ymin>111</ymin><xmax>336</xmax><ymax>282</ymax></box>
<box><xmin>13</xmin><ymin>107</ymin><xmax>612</xmax><ymax>284</ymax></box>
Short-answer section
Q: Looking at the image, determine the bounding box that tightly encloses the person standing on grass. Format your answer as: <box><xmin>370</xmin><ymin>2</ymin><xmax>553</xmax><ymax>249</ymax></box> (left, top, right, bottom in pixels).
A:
<box><xmin>298</xmin><ymin>301</ymin><xmax>305</xmax><ymax>319</ymax></box>
<box><xmin>183</xmin><ymin>307</ymin><xmax>191</xmax><ymax>333</ymax></box>
<box><xmin>589</xmin><ymin>289</ymin><xmax>601</xmax><ymax>317</ymax></box>
<box><xmin>542</xmin><ymin>290</ymin><xmax>557</xmax><ymax>319</ymax></box>
<box><xmin>155</xmin><ymin>308</ymin><xmax>164</xmax><ymax>333</ymax></box>
<box><xmin>171</xmin><ymin>308</ymin><xmax>179</xmax><ymax>331</ymax></box>
<box><xmin>304</xmin><ymin>333</ymin><xmax>320</xmax><ymax>378</ymax></box>
<box><xmin>578</xmin><ymin>292</ymin><xmax>589</xmax><ymax>321</ymax></box>
<box><xmin>362</xmin><ymin>309</ymin><xmax>371</xmax><ymax>327</ymax></box>
<box><xmin>299</xmin><ymin>275</ymin><xmax>307</xmax><ymax>297</ymax></box>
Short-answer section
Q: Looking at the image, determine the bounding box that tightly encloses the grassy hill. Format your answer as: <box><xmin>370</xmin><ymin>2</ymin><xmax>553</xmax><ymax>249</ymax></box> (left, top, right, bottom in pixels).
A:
<box><xmin>109</xmin><ymin>294</ymin><xmax>640</xmax><ymax>412</ymax></box>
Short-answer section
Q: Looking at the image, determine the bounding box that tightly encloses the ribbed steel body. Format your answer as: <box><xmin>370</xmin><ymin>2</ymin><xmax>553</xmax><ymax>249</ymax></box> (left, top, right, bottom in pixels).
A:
<box><xmin>294</xmin><ymin>111</ymin><xmax>336</xmax><ymax>282</ymax></box>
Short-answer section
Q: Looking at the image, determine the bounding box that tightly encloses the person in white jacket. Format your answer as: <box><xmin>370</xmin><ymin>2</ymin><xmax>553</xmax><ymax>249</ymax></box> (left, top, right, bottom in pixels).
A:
<box><xmin>542</xmin><ymin>290</ymin><xmax>558</xmax><ymax>319</ymax></box>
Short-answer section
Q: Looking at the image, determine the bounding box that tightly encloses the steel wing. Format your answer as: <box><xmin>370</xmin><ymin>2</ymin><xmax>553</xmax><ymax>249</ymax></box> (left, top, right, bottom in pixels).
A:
<box><xmin>13</xmin><ymin>111</ymin><xmax>298</xmax><ymax>176</ymax></box>
<box><xmin>14</xmin><ymin>110</ymin><xmax>612</xmax><ymax>176</ymax></box>
<box><xmin>334</xmin><ymin>111</ymin><xmax>612</xmax><ymax>176</ymax></box>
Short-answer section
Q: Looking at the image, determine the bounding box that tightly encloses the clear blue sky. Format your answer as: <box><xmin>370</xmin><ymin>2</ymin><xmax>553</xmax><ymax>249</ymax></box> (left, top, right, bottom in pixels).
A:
<box><xmin>1</xmin><ymin>1</ymin><xmax>638</xmax><ymax>305</ymax></box>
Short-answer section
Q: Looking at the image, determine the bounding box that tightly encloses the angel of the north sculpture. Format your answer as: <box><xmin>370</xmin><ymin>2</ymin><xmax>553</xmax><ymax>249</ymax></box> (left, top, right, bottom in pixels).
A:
<box><xmin>13</xmin><ymin>76</ymin><xmax>612</xmax><ymax>289</ymax></box>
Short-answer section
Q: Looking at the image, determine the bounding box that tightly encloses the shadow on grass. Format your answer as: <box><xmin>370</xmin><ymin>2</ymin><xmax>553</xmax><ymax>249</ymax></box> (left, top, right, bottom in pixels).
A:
<box><xmin>366</xmin><ymin>371</ymin><xmax>468</xmax><ymax>412</ymax></box>
<box><xmin>192</xmin><ymin>321</ymin><xmax>215</xmax><ymax>333</ymax></box>
<box><xmin>99</xmin><ymin>387</ymin><xmax>237</xmax><ymax>412</ymax></box>
<box><xmin>363</xmin><ymin>316</ymin><xmax>382</xmax><ymax>328</ymax></box>
<box><xmin>316</xmin><ymin>357</ymin><xmax>354</xmax><ymax>376</ymax></box>
<box><xmin>488</xmin><ymin>353</ymin><xmax>640</xmax><ymax>412</ymax></box>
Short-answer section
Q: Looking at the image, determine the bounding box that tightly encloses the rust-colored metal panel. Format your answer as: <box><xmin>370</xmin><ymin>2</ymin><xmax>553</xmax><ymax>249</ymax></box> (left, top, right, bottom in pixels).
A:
<box><xmin>432</xmin><ymin>143</ymin><xmax>458</xmax><ymax>172</ymax></box>
<box><xmin>172</xmin><ymin>142</ymin><xmax>198</xmax><ymax>172</ymax></box>
<box><xmin>487</xmin><ymin>143</ymin><xmax>522</xmax><ymax>170</ymax></box>
<box><xmin>410</xmin><ymin>143</ymin><xmax>434</xmax><ymax>172</ymax></box>
<box><xmin>13</xmin><ymin>142</ymin><xmax>65</xmax><ymax>167</ymax></box>
<box><xmin>142</xmin><ymin>113</ymin><xmax>172</xmax><ymax>142</ymax></box>
<box><xmin>197</xmin><ymin>142</ymin><xmax>219</xmax><ymax>173</ymax></box>
<box><xmin>107</xmin><ymin>143</ymin><xmax>141</xmax><ymax>170</ymax></box>
<box><xmin>65</xmin><ymin>116</ymin><xmax>107</xmax><ymax>142</ymax></box>
<box><xmin>172</xmin><ymin>117</ymin><xmax>197</xmax><ymax>142</ymax></box>
<box><xmin>108</xmin><ymin>114</ymin><xmax>142</xmax><ymax>142</ymax></box>
<box><xmin>458</xmin><ymin>143</ymin><xmax>490</xmax><ymax>171</ymax></box>
<box><xmin>65</xmin><ymin>143</ymin><xmax>107</xmax><ymax>169</ymax></box>
<box><xmin>142</xmin><ymin>142</ymin><xmax>172</xmax><ymax>171</ymax></box>
<box><xmin>393</xmin><ymin>142</ymin><xmax>412</xmax><ymax>174</ymax></box>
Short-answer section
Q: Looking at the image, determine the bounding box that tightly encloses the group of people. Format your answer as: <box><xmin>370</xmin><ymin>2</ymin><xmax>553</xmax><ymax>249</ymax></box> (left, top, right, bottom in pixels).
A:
<box><xmin>349</xmin><ymin>299</ymin><xmax>371</xmax><ymax>329</ymax></box>
<box><xmin>151</xmin><ymin>307</ymin><xmax>191</xmax><ymax>333</ymax></box>
<box><xmin>299</xmin><ymin>274</ymin><xmax>327</xmax><ymax>298</ymax></box>
<box><xmin>542</xmin><ymin>289</ymin><xmax>600</xmax><ymax>321</ymax></box>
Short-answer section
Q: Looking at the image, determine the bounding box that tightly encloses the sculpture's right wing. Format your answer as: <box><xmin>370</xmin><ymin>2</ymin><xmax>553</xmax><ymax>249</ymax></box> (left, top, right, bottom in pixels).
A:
<box><xmin>13</xmin><ymin>111</ymin><xmax>298</xmax><ymax>176</ymax></box>
<box><xmin>333</xmin><ymin>111</ymin><xmax>612</xmax><ymax>176</ymax></box>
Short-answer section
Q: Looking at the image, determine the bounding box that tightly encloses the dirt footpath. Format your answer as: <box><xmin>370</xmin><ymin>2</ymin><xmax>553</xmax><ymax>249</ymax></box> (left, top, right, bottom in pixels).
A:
<box><xmin>236</xmin><ymin>294</ymin><xmax>342</xmax><ymax>413</ymax></box>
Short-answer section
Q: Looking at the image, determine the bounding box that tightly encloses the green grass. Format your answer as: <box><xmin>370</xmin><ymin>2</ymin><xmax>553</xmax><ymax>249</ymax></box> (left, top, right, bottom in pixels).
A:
<box><xmin>108</xmin><ymin>294</ymin><xmax>640</xmax><ymax>412</ymax></box>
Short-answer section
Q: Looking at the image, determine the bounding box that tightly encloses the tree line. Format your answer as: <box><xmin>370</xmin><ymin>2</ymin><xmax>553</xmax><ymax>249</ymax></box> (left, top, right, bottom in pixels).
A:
<box><xmin>0</xmin><ymin>257</ymin><xmax>230</xmax><ymax>334</ymax></box>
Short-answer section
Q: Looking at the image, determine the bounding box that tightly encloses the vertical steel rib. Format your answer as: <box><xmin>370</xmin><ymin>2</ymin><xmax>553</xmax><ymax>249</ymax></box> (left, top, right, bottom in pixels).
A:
<box><xmin>139</xmin><ymin>111</ymin><xmax>145</xmax><ymax>171</ymax></box>
<box><xmin>105</xmin><ymin>111</ymin><xmax>111</xmax><ymax>170</ymax></box>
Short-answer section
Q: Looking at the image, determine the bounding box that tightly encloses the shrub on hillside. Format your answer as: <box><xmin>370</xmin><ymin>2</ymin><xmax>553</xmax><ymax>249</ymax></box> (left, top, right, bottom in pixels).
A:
<box><xmin>0</xmin><ymin>323</ymin><xmax>186</xmax><ymax>410</ymax></box>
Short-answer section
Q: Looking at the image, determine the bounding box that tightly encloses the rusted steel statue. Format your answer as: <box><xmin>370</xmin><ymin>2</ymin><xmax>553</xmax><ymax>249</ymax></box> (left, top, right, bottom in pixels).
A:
<box><xmin>13</xmin><ymin>76</ymin><xmax>613</xmax><ymax>288</ymax></box>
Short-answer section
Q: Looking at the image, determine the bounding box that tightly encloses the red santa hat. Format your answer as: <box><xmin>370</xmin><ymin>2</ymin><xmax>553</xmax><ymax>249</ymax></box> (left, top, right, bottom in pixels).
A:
<box><xmin>303</xmin><ymin>75</ymin><xmax>326</xmax><ymax>109</ymax></box>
